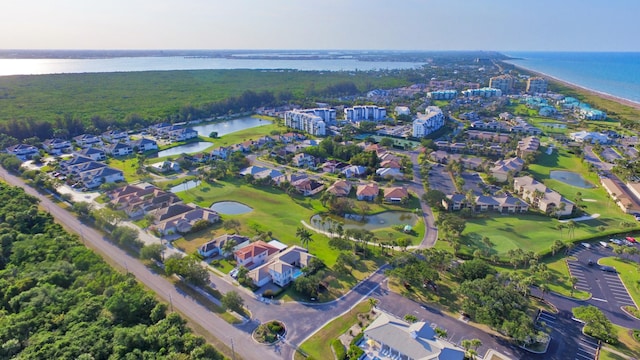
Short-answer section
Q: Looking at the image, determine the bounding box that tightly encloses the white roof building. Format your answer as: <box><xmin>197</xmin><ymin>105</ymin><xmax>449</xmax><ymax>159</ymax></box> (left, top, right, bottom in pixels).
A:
<box><xmin>412</xmin><ymin>106</ymin><xmax>445</xmax><ymax>138</ymax></box>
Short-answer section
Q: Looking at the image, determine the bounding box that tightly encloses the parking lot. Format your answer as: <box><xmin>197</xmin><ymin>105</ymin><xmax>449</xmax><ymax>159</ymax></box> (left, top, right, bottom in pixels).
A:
<box><xmin>428</xmin><ymin>164</ymin><xmax>457</xmax><ymax>195</ymax></box>
<box><xmin>568</xmin><ymin>242</ymin><xmax>638</xmax><ymax>310</ymax></box>
<box><xmin>601</xmin><ymin>146</ymin><xmax>622</xmax><ymax>162</ymax></box>
<box><xmin>461</xmin><ymin>171</ymin><xmax>485</xmax><ymax>196</ymax></box>
<box><xmin>536</xmin><ymin>310</ymin><xmax>599</xmax><ymax>360</ymax></box>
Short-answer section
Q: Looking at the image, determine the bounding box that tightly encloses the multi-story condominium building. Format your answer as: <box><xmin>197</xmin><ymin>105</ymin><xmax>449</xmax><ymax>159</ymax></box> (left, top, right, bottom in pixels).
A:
<box><xmin>461</xmin><ymin>87</ymin><xmax>502</xmax><ymax>98</ymax></box>
<box><xmin>526</xmin><ymin>77</ymin><xmax>548</xmax><ymax>93</ymax></box>
<box><xmin>344</xmin><ymin>105</ymin><xmax>387</xmax><ymax>122</ymax></box>
<box><xmin>412</xmin><ymin>106</ymin><xmax>445</xmax><ymax>138</ymax></box>
<box><xmin>489</xmin><ymin>75</ymin><xmax>516</xmax><ymax>93</ymax></box>
<box><xmin>287</xmin><ymin>108</ymin><xmax>335</xmax><ymax>124</ymax></box>
<box><xmin>284</xmin><ymin>110</ymin><xmax>326</xmax><ymax>136</ymax></box>
<box><xmin>513</xmin><ymin>176</ymin><xmax>574</xmax><ymax>216</ymax></box>
<box><xmin>427</xmin><ymin>90</ymin><xmax>458</xmax><ymax>100</ymax></box>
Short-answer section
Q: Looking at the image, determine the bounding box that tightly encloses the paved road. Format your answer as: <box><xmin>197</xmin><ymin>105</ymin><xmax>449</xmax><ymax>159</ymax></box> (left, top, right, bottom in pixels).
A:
<box><xmin>394</xmin><ymin>148</ymin><xmax>438</xmax><ymax>248</ymax></box>
<box><xmin>0</xmin><ymin>167</ymin><xmax>283</xmax><ymax>360</ymax></box>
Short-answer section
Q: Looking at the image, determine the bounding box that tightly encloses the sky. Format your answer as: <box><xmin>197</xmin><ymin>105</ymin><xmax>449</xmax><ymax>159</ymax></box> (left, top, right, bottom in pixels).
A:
<box><xmin>1</xmin><ymin>0</ymin><xmax>639</xmax><ymax>51</ymax></box>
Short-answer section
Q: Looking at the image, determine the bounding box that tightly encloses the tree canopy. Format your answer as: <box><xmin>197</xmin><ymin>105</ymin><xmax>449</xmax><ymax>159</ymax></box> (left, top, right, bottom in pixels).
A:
<box><xmin>0</xmin><ymin>183</ymin><xmax>223</xmax><ymax>359</ymax></box>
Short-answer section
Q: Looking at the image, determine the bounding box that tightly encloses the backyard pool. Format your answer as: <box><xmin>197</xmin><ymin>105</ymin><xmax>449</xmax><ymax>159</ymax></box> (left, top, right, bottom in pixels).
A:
<box><xmin>550</xmin><ymin>170</ymin><xmax>594</xmax><ymax>188</ymax></box>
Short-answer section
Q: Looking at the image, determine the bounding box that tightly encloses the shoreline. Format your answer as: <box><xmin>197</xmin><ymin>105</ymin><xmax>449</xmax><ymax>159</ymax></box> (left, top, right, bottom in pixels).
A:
<box><xmin>504</xmin><ymin>61</ymin><xmax>640</xmax><ymax>111</ymax></box>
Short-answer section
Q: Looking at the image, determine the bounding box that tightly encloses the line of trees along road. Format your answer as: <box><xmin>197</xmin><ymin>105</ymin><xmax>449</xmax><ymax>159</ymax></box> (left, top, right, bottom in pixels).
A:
<box><xmin>0</xmin><ymin>183</ymin><xmax>224</xmax><ymax>359</ymax></box>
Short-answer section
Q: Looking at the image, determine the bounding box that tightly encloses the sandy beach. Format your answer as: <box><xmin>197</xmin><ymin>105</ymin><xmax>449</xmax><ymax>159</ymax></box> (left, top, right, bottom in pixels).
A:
<box><xmin>506</xmin><ymin>62</ymin><xmax>640</xmax><ymax>111</ymax></box>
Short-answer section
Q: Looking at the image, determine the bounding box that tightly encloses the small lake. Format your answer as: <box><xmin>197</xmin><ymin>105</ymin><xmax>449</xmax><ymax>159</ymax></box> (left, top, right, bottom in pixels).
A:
<box><xmin>310</xmin><ymin>211</ymin><xmax>419</xmax><ymax>232</ymax></box>
<box><xmin>550</xmin><ymin>171</ymin><xmax>594</xmax><ymax>188</ymax></box>
<box><xmin>210</xmin><ymin>201</ymin><xmax>253</xmax><ymax>215</ymax></box>
<box><xmin>169</xmin><ymin>180</ymin><xmax>201</xmax><ymax>193</ymax></box>
<box><xmin>192</xmin><ymin>117</ymin><xmax>270</xmax><ymax>137</ymax></box>
<box><xmin>157</xmin><ymin>142</ymin><xmax>212</xmax><ymax>157</ymax></box>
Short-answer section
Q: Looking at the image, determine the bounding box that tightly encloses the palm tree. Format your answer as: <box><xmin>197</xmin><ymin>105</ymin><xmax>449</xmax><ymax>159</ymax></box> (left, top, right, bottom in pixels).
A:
<box><xmin>368</xmin><ymin>298</ymin><xmax>378</xmax><ymax>313</ymax></box>
<box><xmin>566</xmin><ymin>220</ymin><xmax>577</xmax><ymax>239</ymax></box>
<box><xmin>296</xmin><ymin>226</ymin><xmax>313</xmax><ymax>250</ymax></box>
<box><xmin>569</xmin><ymin>276</ymin><xmax>578</xmax><ymax>296</ymax></box>
<box><xmin>539</xmin><ymin>283</ymin><xmax>549</xmax><ymax>300</ymax></box>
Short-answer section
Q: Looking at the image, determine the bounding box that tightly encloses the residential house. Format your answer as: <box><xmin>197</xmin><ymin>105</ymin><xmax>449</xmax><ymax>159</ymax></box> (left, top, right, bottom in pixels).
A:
<box><xmin>322</xmin><ymin>160</ymin><xmax>349</xmax><ymax>174</ymax></box>
<box><xmin>514</xmin><ymin>176</ymin><xmax>574</xmax><ymax>216</ymax></box>
<box><xmin>42</xmin><ymin>139</ymin><xmax>72</xmax><ymax>154</ymax></box>
<box><xmin>380</xmin><ymin>159</ymin><xmax>401</xmax><ymax>169</ymax></box>
<box><xmin>210</xmin><ymin>146</ymin><xmax>230</xmax><ymax>160</ymax></box>
<box><xmin>79</xmin><ymin>147</ymin><xmax>106</xmax><ymax>161</ymax></box>
<box><xmin>73</xmin><ymin>134</ymin><xmax>103</xmax><ymax>148</ymax></box>
<box><xmin>326</xmin><ymin>180</ymin><xmax>352</xmax><ymax>197</ymax></box>
<box><xmin>292</xmin><ymin>177</ymin><xmax>325</xmax><ymax>196</ymax></box>
<box><xmin>233</xmin><ymin>240</ymin><xmax>280</xmax><ymax>270</ymax></box>
<box><xmin>356</xmin><ymin>183</ymin><xmax>379</xmax><ymax>201</ymax></box>
<box><xmin>79</xmin><ymin>166</ymin><xmax>124</xmax><ymax>189</ymax></box>
<box><xmin>155</xmin><ymin>207</ymin><xmax>220</xmax><ymax>236</ymax></box>
<box><xmin>131</xmin><ymin>138</ymin><xmax>159</xmax><ymax>152</ymax></box>
<box><xmin>490</xmin><ymin>157</ymin><xmax>524</xmax><ymax>182</ymax></box>
<box><xmin>341</xmin><ymin>165</ymin><xmax>367</xmax><ymax>178</ymax></box>
<box><xmin>292</xmin><ymin>153</ymin><xmax>315</xmax><ymax>167</ymax></box>
<box><xmin>364</xmin><ymin>310</ymin><xmax>464</xmax><ymax>360</ymax></box>
<box><xmin>198</xmin><ymin>234</ymin><xmax>251</xmax><ymax>258</ymax></box>
<box><xmin>101</xmin><ymin>130</ymin><xmax>129</xmax><ymax>143</ymax></box>
<box><xmin>170</xmin><ymin>128</ymin><xmax>198</xmax><ymax>141</ymax></box>
<box><xmin>517</xmin><ymin>136</ymin><xmax>540</xmax><ymax>157</ymax></box>
<box><xmin>150</xmin><ymin>161</ymin><xmax>181</xmax><ymax>173</ymax></box>
<box><xmin>109</xmin><ymin>185</ymin><xmax>182</xmax><ymax>218</ymax></box>
<box><xmin>6</xmin><ymin>144</ymin><xmax>39</xmax><ymax>160</ymax></box>
<box><xmin>105</xmin><ymin>142</ymin><xmax>133</xmax><ymax>157</ymax></box>
<box><xmin>248</xmin><ymin>246</ymin><xmax>315</xmax><ymax>287</ymax></box>
<box><xmin>376</xmin><ymin>167</ymin><xmax>404</xmax><ymax>180</ymax></box>
<box><xmin>383</xmin><ymin>187</ymin><xmax>409</xmax><ymax>203</ymax></box>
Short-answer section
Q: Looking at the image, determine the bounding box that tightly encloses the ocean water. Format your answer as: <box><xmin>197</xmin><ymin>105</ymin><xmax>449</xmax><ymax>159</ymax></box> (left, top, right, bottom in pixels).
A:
<box><xmin>504</xmin><ymin>52</ymin><xmax>640</xmax><ymax>104</ymax></box>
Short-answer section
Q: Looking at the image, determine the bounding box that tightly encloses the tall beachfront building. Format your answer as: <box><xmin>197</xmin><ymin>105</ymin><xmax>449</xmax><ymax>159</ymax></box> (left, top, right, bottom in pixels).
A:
<box><xmin>526</xmin><ymin>77</ymin><xmax>548</xmax><ymax>94</ymax></box>
<box><xmin>284</xmin><ymin>109</ymin><xmax>331</xmax><ymax>136</ymax></box>
<box><xmin>489</xmin><ymin>75</ymin><xmax>516</xmax><ymax>94</ymax></box>
<box><xmin>344</xmin><ymin>105</ymin><xmax>387</xmax><ymax>122</ymax></box>
<box><xmin>412</xmin><ymin>106</ymin><xmax>445</xmax><ymax>138</ymax></box>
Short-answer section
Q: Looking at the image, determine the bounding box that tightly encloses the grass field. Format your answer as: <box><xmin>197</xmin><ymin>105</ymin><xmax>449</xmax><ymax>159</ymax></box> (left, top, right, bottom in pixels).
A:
<box><xmin>0</xmin><ymin>70</ymin><xmax>410</xmax><ymax>123</ymax></box>
<box><xmin>461</xmin><ymin>146</ymin><xmax>638</xmax><ymax>257</ymax></box>
<box><xmin>602</xmin><ymin>324</ymin><xmax>640</xmax><ymax>358</ymax></box>
<box><xmin>599</xmin><ymin>257</ymin><xmax>640</xmax><ymax>307</ymax></box>
<box><xmin>298</xmin><ymin>301</ymin><xmax>370</xmax><ymax>360</ymax></box>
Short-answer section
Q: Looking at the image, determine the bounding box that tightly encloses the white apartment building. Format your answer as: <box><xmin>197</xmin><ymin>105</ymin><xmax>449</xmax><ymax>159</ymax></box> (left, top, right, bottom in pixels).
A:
<box><xmin>427</xmin><ymin>90</ymin><xmax>458</xmax><ymax>100</ymax></box>
<box><xmin>462</xmin><ymin>87</ymin><xmax>503</xmax><ymax>98</ymax></box>
<box><xmin>284</xmin><ymin>110</ymin><xmax>326</xmax><ymax>136</ymax></box>
<box><xmin>526</xmin><ymin>77</ymin><xmax>548</xmax><ymax>93</ymax></box>
<box><xmin>344</xmin><ymin>105</ymin><xmax>387</xmax><ymax>122</ymax></box>
<box><xmin>489</xmin><ymin>75</ymin><xmax>516</xmax><ymax>93</ymax></box>
<box><xmin>412</xmin><ymin>106</ymin><xmax>445</xmax><ymax>138</ymax></box>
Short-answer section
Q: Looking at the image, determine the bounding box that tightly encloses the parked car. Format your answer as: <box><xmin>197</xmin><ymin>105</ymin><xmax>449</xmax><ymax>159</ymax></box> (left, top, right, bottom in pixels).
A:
<box><xmin>599</xmin><ymin>241</ymin><xmax>609</xmax><ymax>248</ymax></box>
<box><xmin>600</xmin><ymin>266</ymin><xmax>617</xmax><ymax>273</ymax></box>
<box><xmin>610</xmin><ymin>238</ymin><xmax>623</xmax><ymax>245</ymax></box>
<box><xmin>581</xmin><ymin>242</ymin><xmax>592</xmax><ymax>249</ymax></box>
<box><xmin>587</xmin><ymin>259</ymin><xmax>594</xmax><ymax>266</ymax></box>
<box><xmin>229</xmin><ymin>268</ymin><xmax>239</xmax><ymax>278</ymax></box>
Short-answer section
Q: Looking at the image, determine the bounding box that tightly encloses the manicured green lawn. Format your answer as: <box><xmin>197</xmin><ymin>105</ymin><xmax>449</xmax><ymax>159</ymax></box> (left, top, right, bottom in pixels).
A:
<box><xmin>539</xmin><ymin>253</ymin><xmax>590</xmax><ymax>300</ymax></box>
<box><xmin>298</xmin><ymin>301</ymin><xmax>370</xmax><ymax>360</ymax></box>
<box><xmin>599</xmin><ymin>257</ymin><xmax>640</xmax><ymax>306</ymax></box>
<box><xmin>601</xmin><ymin>324</ymin><xmax>640</xmax><ymax>358</ymax></box>
<box><xmin>107</xmin><ymin>156</ymin><xmax>149</xmax><ymax>183</ymax></box>
<box><xmin>461</xmin><ymin>147</ymin><xmax>637</xmax><ymax>257</ymax></box>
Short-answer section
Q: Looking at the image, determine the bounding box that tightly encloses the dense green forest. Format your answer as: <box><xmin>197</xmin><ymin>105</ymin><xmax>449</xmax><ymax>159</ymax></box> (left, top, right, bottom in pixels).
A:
<box><xmin>0</xmin><ymin>69</ymin><xmax>413</xmax><ymax>140</ymax></box>
<box><xmin>0</xmin><ymin>183</ymin><xmax>224</xmax><ymax>359</ymax></box>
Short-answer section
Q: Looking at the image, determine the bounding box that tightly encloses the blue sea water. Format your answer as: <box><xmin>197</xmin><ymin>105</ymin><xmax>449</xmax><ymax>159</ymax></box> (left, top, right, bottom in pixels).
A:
<box><xmin>504</xmin><ymin>52</ymin><xmax>640</xmax><ymax>104</ymax></box>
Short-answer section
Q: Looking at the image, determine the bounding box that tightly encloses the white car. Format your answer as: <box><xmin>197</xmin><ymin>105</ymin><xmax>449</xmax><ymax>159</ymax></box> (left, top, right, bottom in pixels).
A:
<box><xmin>581</xmin><ymin>242</ymin><xmax>592</xmax><ymax>249</ymax></box>
<box><xmin>599</xmin><ymin>241</ymin><xmax>609</xmax><ymax>248</ymax></box>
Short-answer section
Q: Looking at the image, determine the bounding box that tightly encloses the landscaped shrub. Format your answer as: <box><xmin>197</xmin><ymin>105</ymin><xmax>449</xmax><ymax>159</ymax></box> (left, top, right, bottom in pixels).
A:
<box><xmin>347</xmin><ymin>344</ymin><xmax>364</xmax><ymax>360</ymax></box>
<box><xmin>331</xmin><ymin>339</ymin><xmax>346</xmax><ymax>360</ymax></box>
<box><xmin>349</xmin><ymin>332</ymin><xmax>363</xmax><ymax>346</ymax></box>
